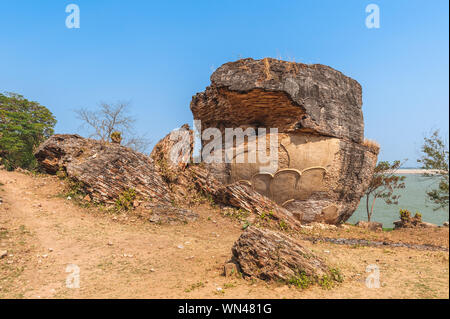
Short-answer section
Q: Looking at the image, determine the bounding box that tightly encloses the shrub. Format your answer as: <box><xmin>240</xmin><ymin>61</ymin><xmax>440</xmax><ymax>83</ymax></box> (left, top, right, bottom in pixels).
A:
<box><xmin>115</xmin><ymin>188</ymin><xmax>136</xmax><ymax>211</ymax></box>
<box><xmin>363</xmin><ymin>139</ymin><xmax>380</xmax><ymax>154</ymax></box>
<box><xmin>110</xmin><ymin>131</ymin><xmax>122</xmax><ymax>144</ymax></box>
<box><xmin>288</xmin><ymin>271</ymin><xmax>313</xmax><ymax>289</ymax></box>
<box><xmin>414</xmin><ymin>212</ymin><xmax>422</xmax><ymax>221</ymax></box>
<box><xmin>399</xmin><ymin>209</ymin><xmax>411</xmax><ymax>221</ymax></box>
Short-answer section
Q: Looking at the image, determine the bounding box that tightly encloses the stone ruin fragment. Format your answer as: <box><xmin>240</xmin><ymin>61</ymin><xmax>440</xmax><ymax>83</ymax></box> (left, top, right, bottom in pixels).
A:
<box><xmin>190</xmin><ymin>58</ymin><xmax>379</xmax><ymax>224</ymax></box>
<box><xmin>230</xmin><ymin>226</ymin><xmax>341</xmax><ymax>284</ymax></box>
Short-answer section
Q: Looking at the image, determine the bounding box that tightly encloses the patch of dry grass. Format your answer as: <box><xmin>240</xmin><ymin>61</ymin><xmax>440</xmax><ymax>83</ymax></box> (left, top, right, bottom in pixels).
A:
<box><xmin>263</xmin><ymin>58</ymin><xmax>273</xmax><ymax>80</ymax></box>
<box><xmin>363</xmin><ymin>138</ymin><xmax>380</xmax><ymax>154</ymax></box>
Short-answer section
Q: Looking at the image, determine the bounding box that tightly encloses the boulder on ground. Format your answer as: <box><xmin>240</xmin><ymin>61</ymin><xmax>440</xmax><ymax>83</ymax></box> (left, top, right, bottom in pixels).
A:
<box><xmin>150</xmin><ymin>124</ymin><xmax>192</xmax><ymax>178</ymax></box>
<box><xmin>230</xmin><ymin>226</ymin><xmax>342</xmax><ymax>286</ymax></box>
<box><xmin>355</xmin><ymin>221</ymin><xmax>383</xmax><ymax>231</ymax></box>
<box><xmin>34</xmin><ymin>134</ymin><xmax>172</xmax><ymax>205</ymax></box>
<box><xmin>150</xmin><ymin>124</ymin><xmax>195</xmax><ymax>201</ymax></box>
<box><xmin>190</xmin><ymin>58</ymin><xmax>378</xmax><ymax>224</ymax></box>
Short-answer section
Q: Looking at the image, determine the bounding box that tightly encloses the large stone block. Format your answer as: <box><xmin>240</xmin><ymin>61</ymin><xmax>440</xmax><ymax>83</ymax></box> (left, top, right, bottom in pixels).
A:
<box><xmin>192</xmin><ymin>58</ymin><xmax>364</xmax><ymax>143</ymax></box>
<box><xmin>190</xmin><ymin>58</ymin><xmax>378</xmax><ymax>224</ymax></box>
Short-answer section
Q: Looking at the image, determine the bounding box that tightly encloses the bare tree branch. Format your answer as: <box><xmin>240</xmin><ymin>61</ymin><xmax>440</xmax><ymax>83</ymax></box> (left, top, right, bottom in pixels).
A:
<box><xmin>74</xmin><ymin>101</ymin><xmax>151</xmax><ymax>154</ymax></box>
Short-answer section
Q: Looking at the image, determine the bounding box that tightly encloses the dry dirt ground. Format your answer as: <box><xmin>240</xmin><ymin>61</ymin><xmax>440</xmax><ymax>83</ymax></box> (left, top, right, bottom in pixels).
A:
<box><xmin>0</xmin><ymin>169</ymin><xmax>448</xmax><ymax>299</ymax></box>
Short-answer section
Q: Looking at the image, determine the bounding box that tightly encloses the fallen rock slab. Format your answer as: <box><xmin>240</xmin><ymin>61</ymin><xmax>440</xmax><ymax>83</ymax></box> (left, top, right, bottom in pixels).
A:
<box><xmin>35</xmin><ymin>134</ymin><xmax>172</xmax><ymax>205</ymax></box>
<box><xmin>355</xmin><ymin>220</ymin><xmax>383</xmax><ymax>231</ymax></box>
<box><xmin>231</xmin><ymin>226</ymin><xmax>342</xmax><ymax>287</ymax></box>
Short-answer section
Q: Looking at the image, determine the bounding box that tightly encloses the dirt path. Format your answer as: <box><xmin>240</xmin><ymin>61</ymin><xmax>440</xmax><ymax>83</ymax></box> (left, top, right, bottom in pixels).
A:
<box><xmin>0</xmin><ymin>170</ymin><xmax>244</xmax><ymax>298</ymax></box>
<box><xmin>0</xmin><ymin>170</ymin><xmax>448</xmax><ymax>299</ymax></box>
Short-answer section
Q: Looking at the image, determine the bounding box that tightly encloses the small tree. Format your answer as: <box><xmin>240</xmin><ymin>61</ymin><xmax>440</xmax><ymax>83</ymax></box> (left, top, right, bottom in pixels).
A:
<box><xmin>75</xmin><ymin>102</ymin><xmax>150</xmax><ymax>153</ymax></box>
<box><xmin>0</xmin><ymin>92</ymin><xmax>56</xmax><ymax>170</ymax></box>
<box><xmin>364</xmin><ymin>160</ymin><xmax>406</xmax><ymax>222</ymax></box>
<box><xmin>417</xmin><ymin>130</ymin><xmax>449</xmax><ymax>210</ymax></box>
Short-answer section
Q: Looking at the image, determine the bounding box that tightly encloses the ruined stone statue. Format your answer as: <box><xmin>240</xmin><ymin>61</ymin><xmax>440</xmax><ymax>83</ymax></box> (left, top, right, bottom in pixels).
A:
<box><xmin>190</xmin><ymin>58</ymin><xmax>379</xmax><ymax>224</ymax></box>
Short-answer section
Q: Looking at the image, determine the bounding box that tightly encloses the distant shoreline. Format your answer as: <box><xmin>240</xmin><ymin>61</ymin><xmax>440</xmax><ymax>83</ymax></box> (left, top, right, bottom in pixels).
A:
<box><xmin>396</xmin><ymin>169</ymin><xmax>442</xmax><ymax>174</ymax></box>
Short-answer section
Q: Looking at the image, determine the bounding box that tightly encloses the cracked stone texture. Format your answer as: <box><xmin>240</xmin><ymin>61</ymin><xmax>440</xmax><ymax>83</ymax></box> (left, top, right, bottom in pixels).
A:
<box><xmin>34</xmin><ymin>134</ymin><xmax>172</xmax><ymax>204</ymax></box>
<box><xmin>231</xmin><ymin>226</ymin><xmax>331</xmax><ymax>282</ymax></box>
<box><xmin>191</xmin><ymin>57</ymin><xmax>364</xmax><ymax>143</ymax></box>
<box><xmin>190</xmin><ymin>58</ymin><xmax>378</xmax><ymax>224</ymax></box>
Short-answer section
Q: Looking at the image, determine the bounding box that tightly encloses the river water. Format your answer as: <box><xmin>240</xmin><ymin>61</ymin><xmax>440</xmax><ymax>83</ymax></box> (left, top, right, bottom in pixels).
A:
<box><xmin>348</xmin><ymin>174</ymin><xmax>449</xmax><ymax>228</ymax></box>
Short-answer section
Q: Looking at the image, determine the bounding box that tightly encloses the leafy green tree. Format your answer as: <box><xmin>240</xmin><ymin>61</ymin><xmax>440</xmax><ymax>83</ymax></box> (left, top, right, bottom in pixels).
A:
<box><xmin>364</xmin><ymin>160</ymin><xmax>406</xmax><ymax>222</ymax></box>
<box><xmin>417</xmin><ymin>130</ymin><xmax>449</xmax><ymax>210</ymax></box>
<box><xmin>0</xmin><ymin>92</ymin><xmax>56</xmax><ymax>170</ymax></box>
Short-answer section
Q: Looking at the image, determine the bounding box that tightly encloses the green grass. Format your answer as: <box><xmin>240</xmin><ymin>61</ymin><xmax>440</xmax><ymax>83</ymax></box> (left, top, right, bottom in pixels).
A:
<box><xmin>184</xmin><ymin>281</ymin><xmax>205</xmax><ymax>292</ymax></box>
<box><xmin>288</xmin><ymin>271</ymin><xmax>313</xmax><ymax>289</ymax></box>
<box><xmin>288</xmin><ymin>267</ymin><xmax>343</xmax><ymax>290</ymax></box>
<box><xmin>115</xmin><ymin>188</ymin><xmax>136</xmax><ymax>211</ymax></box>
<box><xmin>279</xmin><ymin>220</ymin><xmax>288</xmax><ymax>231</ymax></box>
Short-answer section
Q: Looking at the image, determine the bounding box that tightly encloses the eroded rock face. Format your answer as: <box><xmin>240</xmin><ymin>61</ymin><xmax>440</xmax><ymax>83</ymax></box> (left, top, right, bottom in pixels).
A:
<box><xmin>150</xmin><ymin>125</ymin><xmax>303</xmax><ymax>230</ymax></box>
<box><xmin>231</xmin><ymin>226</ymin><xmax>336</xmax><ymax>283</ymax></box>
<box><xmin>192</xmin><ymin>58</ymin><xmax>364</xmax><ymax>143</ymax></box>
<box><xmin>190</xmin><ymin>58</ymin><xmax>378</xmax><ymax>224</ymax></box>
<box><xmin>34</xmin><ymin>134</ymin><xmax>172</xmax><ymax>204</ymax></box>
<box><xmin>189</xmin><ymin>165</ymin><xmax>302</xmax><ymax>230</ymax></box>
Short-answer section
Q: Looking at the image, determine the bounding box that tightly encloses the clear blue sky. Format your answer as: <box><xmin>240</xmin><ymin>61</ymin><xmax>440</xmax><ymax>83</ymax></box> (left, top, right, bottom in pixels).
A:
<box><xmin>0</xmin><ymin>0</ymin><xmax>448</xmax><ymax>166</ymax></box>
